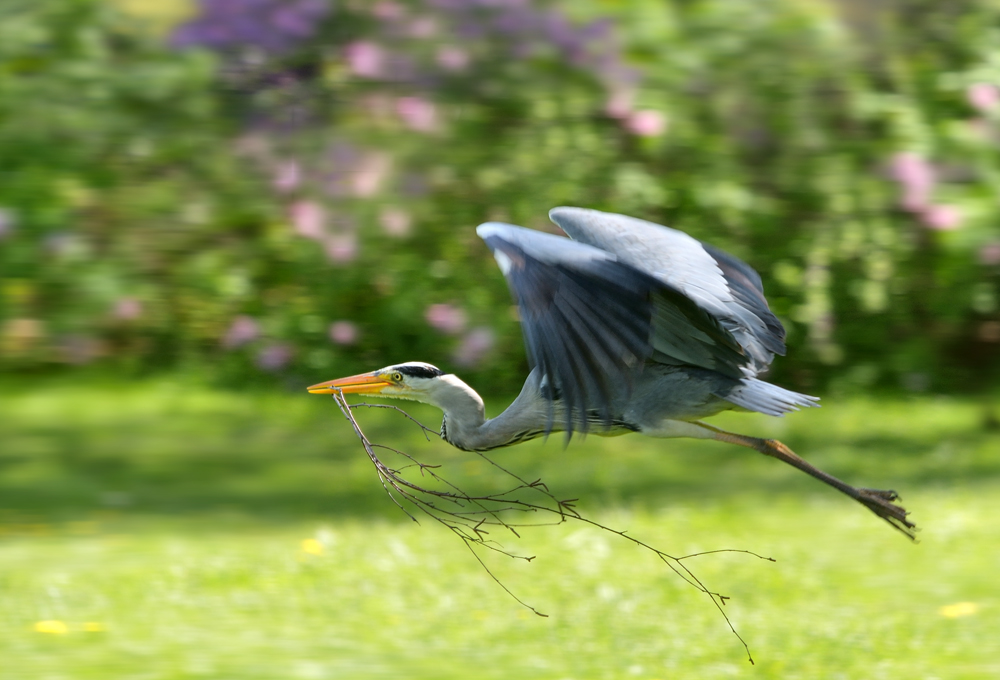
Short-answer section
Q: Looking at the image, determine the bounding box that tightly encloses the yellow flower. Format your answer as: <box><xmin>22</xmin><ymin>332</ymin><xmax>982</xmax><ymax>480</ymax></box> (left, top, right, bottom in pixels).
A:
<box><xmin>301</xmin><ymin>538</ymin><xmax>323</xmax><ymax>555</ymax></box>
<box><xmin>34</xmin><ymin>620</ymin><xmax>68</xmax><ymax>634</ymax></box>
<box><xmin>939</xmin><ymin>602</ymin><xmax>978</xmax><ymax>618</ymax></box>
<box><xmin>83</xmin><ymin>622</ymin><xmax>105</xmax><ymax>632</ymax></box>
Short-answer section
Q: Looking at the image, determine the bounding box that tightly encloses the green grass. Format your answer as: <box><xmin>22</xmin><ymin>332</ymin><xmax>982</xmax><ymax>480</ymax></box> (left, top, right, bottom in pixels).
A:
<box><xmin>1</xmin><ymin>378</ymin><xmax>998</xmax><ymax>679</ymax></box>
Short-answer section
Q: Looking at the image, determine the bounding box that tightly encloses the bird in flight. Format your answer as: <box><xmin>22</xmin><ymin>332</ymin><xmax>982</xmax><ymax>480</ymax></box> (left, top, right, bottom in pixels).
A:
<box><xmin>309</xmin><ymin>207</ymin><xmax>915</xmax><ymax>538</ymax></box>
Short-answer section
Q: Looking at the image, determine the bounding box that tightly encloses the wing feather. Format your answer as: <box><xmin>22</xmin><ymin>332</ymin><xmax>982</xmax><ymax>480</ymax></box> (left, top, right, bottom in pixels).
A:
<box><xmin>549</xmin><ymin>207</ymin><xmax>787</xmax><ymax>375</ymax></box>
<box><xmin>477</xmin><ymin>222</ymin><xmax>748</xmax><ymax>437</ymax></box>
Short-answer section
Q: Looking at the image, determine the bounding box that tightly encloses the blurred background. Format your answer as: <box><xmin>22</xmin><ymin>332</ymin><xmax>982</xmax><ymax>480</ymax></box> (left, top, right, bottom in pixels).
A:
<box><xmin>2</xmin><ymin>1</ymin><xmax>999</xmax><ymax>678</ymax></box>
<box><xmin>2</xmin><ymin>0</ymin><xmax>999</xmax><ymax>395</ymax></box>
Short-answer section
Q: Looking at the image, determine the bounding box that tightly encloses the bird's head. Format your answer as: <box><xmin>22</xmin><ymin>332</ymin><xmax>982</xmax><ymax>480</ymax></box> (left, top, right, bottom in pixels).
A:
<box><xmin>307</xmin><ymin>361</ymin><xmax>446</xmax><ymax>402</ymax></box>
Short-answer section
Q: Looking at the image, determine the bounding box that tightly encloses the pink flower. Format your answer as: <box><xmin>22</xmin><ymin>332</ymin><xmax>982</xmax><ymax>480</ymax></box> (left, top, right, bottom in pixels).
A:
<box><xmin>624</xmin><ymin>109</ymin><xmax>667</xmax><ymax>137</ymax></box>
<box><xmin>257</xmin><ymin>343</ymin><xmax>293</xmax><ymax>371</ymax></box>
<box><xmin>967</xmin><ymin>117</ymin><xmax>992</xmax><ymax>141</ymax></box>
<box><xmin>289</xmin><ymin>200</ymin><xmax>325</xmax><ymax>239</ymax></box>
<box><xmin>396</xmin><ymin>97</ymin><xmax>438</xmax><ymax>133</ymax></box>
<box><xmin>113</xmin><ymin>297</ymin><xmax>142</xmax><ymax>321</ymax></box>
<box><xmin>978</xmin><ymin>241</ymin><xmax>1000</xmax><ymax>265</ymax></box>
<box><xmin>425</xmin><ymin>303</ymin><xmax>467</xmax><ymax>335</ymax></box>
<box><xmin>436</xmin><ymin>46</ymin><xmax>469</xmax><ymax>72</ymax></box>
<box><xmin>920</xmin><ymin>204</ymin><xmax>962</xmax><ymax>231</ymax></box>
<box><xmin>379</xmin><ymin>207</ymin><xmax>412</xmax><ymax>237</ymax></box>
<box><xmin>234</xmin><ymin>133</ymin><xmax>271</xmax><ymax>159</ymax></box>
<box><xmin>452</xmin><ymin>327</ymin><xmax>495</xmax><ymax>368</ymax></box>
<box><xmin>968</xmin><ymin>83</ymin><xmax>1000</xmax><ymax>113</ymax></box>
<box><xmin>329</xmin><ymin>321</ymin><xmax>359</xmax><ymax>345</ymax></box>
<box><xmin>223</xmin><ymin>316</ymin><xmax>259</xmax><ymax>349</ymax></box>
<box><xmin>604</xmin><ymin>88</ymin><xmax>633</xmax><ymax>119</ymax></box>
<box><xmin>0</xmin><ymin>208</ymin><xmax>14</xmax><ymax>238</ymax></box>
<box><xmin>350</xmin><ymin>153</ymin><xmax>391</xmax><ymax>197</ymax></box>
<box><xmin>324</xmin><ymin>233</ymin><xmax>358</xmax><ymax>263</ymax></box>
<box><xmin>344</xmin><ymin>41</ymin><xmax>385</xmax><ymax>79</ymax></box>
<box><xmin>372</xmin><ymin>1</ymin><xmax>404</xmax><ymax>19</ymax></box>
<box><xmin>407</xmin><ymin>17</ymin><xmax>437</xmax><ymax>38</ymax></box>
<box><xmin>273</xmin><ymin>160</ymin><xmax>301</xmax><ymax>193</ymax></box>
<box><xmin>889</xmin><ymin>152</ymin><xmax>935</xmax><ymax>212</ymax></box>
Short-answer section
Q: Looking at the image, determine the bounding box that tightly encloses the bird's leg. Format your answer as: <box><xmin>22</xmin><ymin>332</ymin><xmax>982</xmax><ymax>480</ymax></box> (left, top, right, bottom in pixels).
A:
<box><xmin>698</xmin><ymin>424</ymin><xmax>917</xmax><ymax>540</ymax></box>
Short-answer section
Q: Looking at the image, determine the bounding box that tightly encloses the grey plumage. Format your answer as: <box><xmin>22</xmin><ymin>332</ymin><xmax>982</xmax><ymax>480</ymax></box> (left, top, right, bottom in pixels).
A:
<box><xmin>478</xmin><ymin>207</ymin><xmax>818</xmax><ymax>440</ymax></box>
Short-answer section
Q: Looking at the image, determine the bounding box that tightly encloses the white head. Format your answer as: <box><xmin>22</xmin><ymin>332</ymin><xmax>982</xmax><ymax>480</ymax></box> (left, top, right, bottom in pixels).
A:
<box><xmin>308</xmin><ymin>361</ymin><xmax>522</xmax><ymax>451</ymax></box>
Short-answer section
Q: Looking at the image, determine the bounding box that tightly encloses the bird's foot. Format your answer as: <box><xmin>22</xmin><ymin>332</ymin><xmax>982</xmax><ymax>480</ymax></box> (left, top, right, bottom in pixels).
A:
<box><xmin>855</xmin><ymin>487</ymin><xmax>917</xmax><ymax>540</ymax></box>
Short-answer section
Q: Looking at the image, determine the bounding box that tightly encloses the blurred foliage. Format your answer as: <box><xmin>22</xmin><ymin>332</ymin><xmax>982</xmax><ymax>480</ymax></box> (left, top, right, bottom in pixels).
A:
<box><xmin>1</xmin><ymin>0</ymin><xmax>1000</xmax><ymax>394</ymax></box>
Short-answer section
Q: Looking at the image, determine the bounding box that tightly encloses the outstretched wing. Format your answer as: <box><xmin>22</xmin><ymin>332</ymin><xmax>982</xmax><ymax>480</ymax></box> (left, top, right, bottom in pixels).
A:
<box><xmin>549</xmin><ymin>207</ymin><xmax>786</xmax><ymax>375</ymax></box>
<box><xmin>477</xmin><ymin>222</ymin><xmax>746</xmax><ymax>436</ymax></box>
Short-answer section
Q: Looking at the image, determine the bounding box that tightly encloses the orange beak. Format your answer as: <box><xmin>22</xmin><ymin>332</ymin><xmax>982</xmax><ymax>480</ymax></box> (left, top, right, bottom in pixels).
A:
<box><xmin>307</xmin><ymin>371</ymin><xmax>393</xmax><ymax>395</ymax></box>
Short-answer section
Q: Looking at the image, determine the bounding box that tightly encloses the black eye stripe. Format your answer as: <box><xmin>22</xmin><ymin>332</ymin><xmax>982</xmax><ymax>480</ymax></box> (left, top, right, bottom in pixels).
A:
<box><xmin>395</xmin><ymin>364</ymin><xmax>444</xmax><ymax>380</ymax></box>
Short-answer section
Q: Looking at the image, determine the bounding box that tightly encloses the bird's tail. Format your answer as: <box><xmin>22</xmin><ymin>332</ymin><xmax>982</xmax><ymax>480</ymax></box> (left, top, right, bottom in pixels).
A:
<box><xmin>715</xmin><ymin>378</ymin><xmax>820</xmax><ymax>417</ymax></box>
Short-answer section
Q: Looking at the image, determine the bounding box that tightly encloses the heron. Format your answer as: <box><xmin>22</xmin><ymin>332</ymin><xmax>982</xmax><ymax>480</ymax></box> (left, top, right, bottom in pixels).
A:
<box><xmin>308</xmin><ymin>207</ymin><xmax>915</xmax><ymax>538</ymax></box>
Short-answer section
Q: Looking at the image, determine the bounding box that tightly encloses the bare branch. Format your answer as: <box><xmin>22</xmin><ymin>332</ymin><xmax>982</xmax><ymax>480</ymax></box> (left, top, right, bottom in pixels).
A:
<box><xmin>328</xmin><ymin>391</ymin><xmax>768</xmax><ymax>665</ymax></box>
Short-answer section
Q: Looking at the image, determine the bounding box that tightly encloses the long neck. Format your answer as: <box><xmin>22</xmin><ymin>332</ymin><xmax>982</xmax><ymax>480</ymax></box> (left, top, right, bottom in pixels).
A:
<box><xmin>429</xmin><ymin>371</ymin><xmax>552</xmax><ymax>451</ymax></box>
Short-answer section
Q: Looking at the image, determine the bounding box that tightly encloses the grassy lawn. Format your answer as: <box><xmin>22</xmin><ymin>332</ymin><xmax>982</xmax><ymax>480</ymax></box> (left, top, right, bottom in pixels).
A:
<box><xmin>1</xmin><ymin>378</ymin><xmax>997</xmax><ymax>679</ymax></box>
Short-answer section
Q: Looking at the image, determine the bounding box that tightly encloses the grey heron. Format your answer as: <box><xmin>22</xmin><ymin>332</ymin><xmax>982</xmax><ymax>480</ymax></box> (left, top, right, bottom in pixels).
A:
<box><xmin>309</xmin><ymin>207</ymin><xmax>915</xmax><ymax>538</ymax></box>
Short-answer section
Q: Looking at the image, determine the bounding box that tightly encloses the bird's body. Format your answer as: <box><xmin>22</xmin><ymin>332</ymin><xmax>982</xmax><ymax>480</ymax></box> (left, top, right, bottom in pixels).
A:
<box><xmin>439</xmin><ymin>364</ymin><xmax>739</xmax><ymax>452</ymax></box>
<box><xmin>309</xmin><ymin>207</ymin><xmax>916</xmax><ymax>538</ymax></box>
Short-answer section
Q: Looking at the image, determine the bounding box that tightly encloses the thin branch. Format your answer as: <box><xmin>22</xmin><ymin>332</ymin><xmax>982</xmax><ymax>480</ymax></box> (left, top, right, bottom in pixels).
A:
<box><xmin>328</xmin><ymin>391</ymin><xmax>769</xmax><ymax>665</ymax></box>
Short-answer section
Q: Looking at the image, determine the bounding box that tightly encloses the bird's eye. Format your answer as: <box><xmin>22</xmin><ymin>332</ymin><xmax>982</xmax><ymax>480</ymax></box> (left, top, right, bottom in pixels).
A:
<box><xmin>392</xmin><ymin>372</ymin><xmax>403</xmax><ymax>382</ymax></box>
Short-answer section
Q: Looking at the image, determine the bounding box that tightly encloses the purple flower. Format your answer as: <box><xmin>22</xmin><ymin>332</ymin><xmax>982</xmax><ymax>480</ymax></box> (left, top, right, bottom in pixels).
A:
<box><xmin>968</xmin><ymin>83</ymin><xmax>1000</xmax><ymax>113</ymax></box>
<box><xmin>889</xmin><ymin>152</ymin><xmax>936</xmax><ymax>212</ymax></box>
<box><xmin>113</xmin><ymin>297</ymin><xmax>142</xmax><ymax>321</ymax></box>
<box><xmin>344</xmin><ymin>41</ymin><xmax>386</xmax><ymax>78</ymax></box>
<box><xmin>329</xmin><ymin>321</ymin><xmax>359</xmax><ymax>345</ymax></box>
<box><xmin>257</xmin><ymin>343</ymin><xmax>293</xmax><ymax>371</ymax></box>
<box><xmin>579</xmin><ymin>17</ymin><xmax>613</xmax><ymax>42</ymax></box>
<box><xmin>223</xmin><ymin>315</ymin><xmax>260</xmax><ymax>348</ymax></box>
<box><xmin>289</xmin><ymin>200</ymin><xmax>325</xmax><ymax>239</ymax></box>
<box><xmin>624</xmin><ymin>109</ymin><xmax>667</xmax><ymax>137</ymax></box>
<box><xmin>396</xmin><ymin>96</ymin><xmax>438</xmax><ymax>133</ymax></box>
<box><xmin>269</xmin><ymin>6</ymin><xmax>313</xmax><ymax>37</ymax></box>
<box><xmin>452</xmin><ymin>327</ymin><xmax>495</xmax><ymax>368</ymax></box>
<box><xmin>379</xmin><ymin>207</ymin><xmax>412</xmax><ymax>237</ymax></box>
<box><xmin>172</xmin><ymin>0</ymin><xmax>330</xmax><ymax>53</ymax></box>
<box><xmin>425</xmin><ymin>303</ymin><xmax>467</xmax><ymax>335</ymax></box>
<box><xmin>920</xmin><ymin>204</ymin><xmax>962</xmax><ymax>231</ymax></box>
